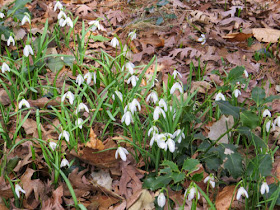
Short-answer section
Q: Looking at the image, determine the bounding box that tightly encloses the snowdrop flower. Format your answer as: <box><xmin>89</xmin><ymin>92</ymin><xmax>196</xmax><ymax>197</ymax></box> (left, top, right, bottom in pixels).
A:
<box><xmin>153</xmin><ymin>106</ymin><xmax>166</xmax><ymax>121</ymax></box>
<box><xmin>65</xmin><ymin>17</ymin><xmax>73</xmax><ymax>28</ymax></box>
<box><xmin>185</xmin><ymin>187</ymin><xmax>200</xmax><ymax>201</ymax></box>
<box><xmin>233</xmin><ymin>89</ymin><xmax>241</xmax><ymax>98</ymax></box>
<box><xmin>19</xmin><ymin>99</ymin><xmax>30</xmax><ymax>109</ymax></box>
<box><xmin>59</xmin><ymin>18</ymin><xmax>66</xmax><ymax>27</ymax></box>
<box><xmin>156</xmin><ymin>134</ymin><xmax>168</xmax><ymax>151</ymax></box>
<box><xmin>146</xmin><ymin>91</ymin><xmax>159</xmax><ymax>104</ymax></box>
<box><xmin>215</xmin><ymin>92</ymin><xmax>226</xmax><ymax>101</ymax></box>
<box><xmin>157</xmin><ymin>193</ymin><xmax>166</xmax><ymax>208</ymax></box>
<box><xmin>172</xmin><ymin>70</ymin><xmax>182</xmax><ymax>79</ymax></box>
<box><xmin>224</xmin><ymin>148</ymin><xmax>234</xmax><ymax>155</ymax></box>
<box><xmin>129</xmin><ymin>99</ymin><xmax>141</xmax><ymax>113</ymax></box>
<box><xmin>21</xmin><ymin>14</ymin><xmax>31</xmax><ymax>25</ymax></box>
<box><xmin>128</xmin><ymin>31</ymin><xmax>137</xmax><ymax>40</ymax></box>
<box><xmin>60</xmin><ymin>158</ymin><xmax>70</xmax><ymax>168</ymax></box>
<box><xmin>148</xmin><ymin>126</ymin><xmax>159</xmax><ymax>137</ymax></box>
<box><xmin>263</xmin><ymin>109</ymin><xmax>271</xmax><ymax>118</ymax></box>
<box><xmin>274</xmin><ymin>116</ymin><xmax>280</xmax><ymax>127</ymax></box>
<box><xmin>23</xmin><ymin>45</ymin><xmax>34</xmax><ymax>57</ymax></box>
<box><xmin>121</xmin><ymin>111</ymin><xmax>133</xmax><ymax>126</ymax></box>
<box><xmin>236</xmin><ymin>187</ymin><xmax>249</xmax><ymax>200</ymax></box>
<box><xmin>260</xmin><ymin>181</ymin><xmax>269</xmax><ymax>195</ymax></box>
<box><xmin>115</xmin><ymin>146</ymin><xmax>129</xmax><ymax>161</ymax></box>
<box><xmin>84</xmin><ymin>72</ymin><xmax>96</xmax><ymax>85</ymax></box>
<box><xmin>159</xmin><ymin>99</ymin><xmax>168</xmax><ymax>112</ymax></box>
<box><xmin>61</xmin><ymin>91</ymin><xmax>75</xmax><ymax>105</ymax></box>
<box><xmin>58</xmin><ymin>11</ymin><xmax>67</xmax><ymax>20</ymax></box>
<box><xmin>15</xmin><ymin>184</ymin><xmax>26</xmax><ymax>198</ymax></box>
<box><xmin>7</xmin><ymin>36</ymin><xmax>15</xmax><ymax>46</ymax></box>
<box><xmin>112</xmin><ymin>90</ymin><xmax>123</xmax><ymax>102</ymax></box>
<box><xmin>54</xmin><ymin>1</ymin><xmax>63</xmax><ymax>11</ymax></box>
<box><xmin>88</xmin><ymin>20</ymin><xmax>101</xmax><ymax>31</ymax></box>
<box><xmin>244</xmin><ymin>69</ymin><xmax>249</xmax><ymax>78</ymax></box>
<box><xmin>127</xmin><ymin>75</ymin><xmax>139</xmax><ymax>87</ymax></box>
<box><xmin>75</xmin><ymin>118</ymin><xmax>83</xmax><ymax>129</ymax></box>
<box><xmin>76</xmin><ymin>74</ymin><xmax>84</xmax><ymax>86</ymax></box>
<box><xmin>49</xmin><ymin>142</ymin><xmax>57</xmax><ymax>151</ymax></box>
<box><xmin>265</xmin><ymin>121</ymin><xmax>275</xmax><ymax>132</ymax></box>
<box><xmin>197</xmin><ymin>34</ymin><xmax>206</xmax><ymax>45</ymax></box>
<box><xmin>76</xmin><ymin>103</ymin><xmax>89</xmax><ymax>113</ymax></box>
<box><xmin>204</xmin><ymin>175</ymin><xmax>215</xmax><ymax>188</ymax></box>
<box><xmin>166</xmin><ymin>135</ymin><xmax>175</xmax><ymax>153</ymax></box>
<box><xmin>124</xmin><ymin>62</ymin><xmax>135</xmax><ymax>74</ymax></box>
<box><xmin>1</xmin><ymin>62</ymin><xmax>10</xmax><ymax>73</ymax></box>
<box><xmin>59</xmin><ymin>130</ymin><xmax>70</xmax><ymax>142</ymax></box>
<box><xmin>110</xmin><ymin>37</ymin><xmax>119</xmax><ymax>48</ymax></box>
<box><xmin>173</xmin><ymin>129</ymin><xmax>185</xmax><ymax>143</ymax></box>
<box><xmin>0</xmin><ymin>12</ymin><xmax>4</xmax><ymax>18</ymax></box>
<box><xmin>170</xmin><ymin>82</ymin><xmax>183</xmax><ymax>94</ymax></box>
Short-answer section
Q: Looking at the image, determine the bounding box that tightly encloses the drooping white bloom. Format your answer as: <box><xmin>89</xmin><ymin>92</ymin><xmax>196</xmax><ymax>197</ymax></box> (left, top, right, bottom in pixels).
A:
<box><xmin>61</xmin><ymin>91</ymin><xmax>75</xmax><ymax>105</ymax></box>
<box><xmin>156</xmin><ymin>134</ymin><xmax>167</xmax><ymax>151</ymax></box>
<box><xmin>157</xmin><ymin>193</ymin><xmax>166</xmax><ymax>208</ymax></box>
<box><xmin>166</xmin><ymin>137</ymin><xmax>175</xmax><ymax>153</ymax></box>
<box><xmin>76</xmin><ymin>103</ymin><xmax>89</xmax><ymax>113</ymax></box>
<box><xmin>244</xmin><ymin>70</ymin><xmax>249</xmax><ymax>78</ymax></box>
<box><xmin>233</xmin><ymin>89</ymin><xmax>241</xmax><ymax>98</ymax></box>
<box><xmin>146</xmin><ymin>91</ymin><xmax>159</xmax><ymax>104</ymax></box>
<box><xmin>115</xmin><ymin>146</ymin><xmax>129</xmax><ymax>161</ymax></box>
<box><xmin>0</xmin><ymin>12</ymin><xmax>5</xmax><ymax>18</ymax></box>
<box><xmin>84</xmin><ymin>72</ymin><xmax>96</xmax><ymax>85</ymax></box>
<box><xmin>76</xmin><ymin>74</ymin><xmax>84</xmax><ymax>86</ymax></box>
<box><xmin>197</xmin><ymin>34</ymin><xmax>206</xmax><ymax>45</ymax></box>
<box><xmin>110</xmin><ymin>37</ymin><xmax>119</xmax><ymax>48</ymax></box>
<box><xmin>75</xmin><ymin>118</ymin><xmax>83</xmax><ymax>129</ymax></box>
<box><xmin>1</xmin><ymin>62</ymin><xmax>10</xmax><ymax>73</ymax></box>
<box><xmin>215</xmin><ymin>92</ymin><xmax>226</xmax><ymax>101</ymax></box>
<box><xmin>65</xmin><ymin>17</ymin><xmax>73</xmax><ymax>28</ymax></box>
<box><xmin>49</xmin><ymin>142</ymin><xmax>57</xmax><ymax>151</ymax></box>
<box><xmin>59</xmin><ymin>18</ymin><xmax>66</xmax><ymax>27</ymax></box>
<box><xmin>54</xmin><ymin>1</ymin><xmax>63</xmax><ymax>11</ymax></box>
<box><xmin>236</xmin><ymin>187</ymin><xmax>249</xmax><ymax>200</ymax></box>
<box><xmin>127</xmin><ymin>75</ymin><xmax>139</xmax><ymax>87</ymax></box>
<box><xmin>128</xmin><ymin>31</ymin><xmax>137</xmax><ymax>41</ymax></box>
<box><xmin>18</xmin><ymin>99</ymin><xmax>30</xmax><ymax>109</ymax></box>
<box><xmin>265</xmin><ymin>121</ymin><xmax>275</xmax><ymax>132</ymax></box>
<box><xmin>7</xmin><ymin>36</ymin><xmax>15</xmax><ymax>46</ymax></box>
<box><xmin>158</xmin><ymin>99</ymin><xmax>168</xmax><ymax>112</ymax></box>
<box><xmin>224</xmin><ymin>148</ymin><xmax>234</xmax><ymax>155</ymax></box>
<box><xmin>58</xmin><ymin>11</ymin><xmax>67</xmax><ymax>20</ymax></box>
<box><xmin>173</xmin><ymin>129</ymin><xmax>185</xmax><ymax>143</ymax></box>
<box><xmin>260</xmin><ymin>181</ymin><xmax>269</xmax><ymax>195</ymax></box>
<box><xmin>274</xmin><ymin>116</ymin><xmax>280</xmax><ymax>127</ymax></box>
<box><xmin>125</xmin><ymin>62</ymin><xmax>135</xmax><ymax>74</ymax></box>
<box><xmin>88</xmin><ymin>20</ymin><xmax>101</xmax><ymax>31</ymax></box>
<box><xmin>15</xmin><ymin>184</ymin><xmax>26</xmax><ymax>198</ymax></box>
<box><xmin>59</xmin><ymin>130</ymin><xmax>70</xmax><ymax>142</ymax></box>
<box><xmin>112</xmin><ymin>90</ymin><xmax>123</xmax><ymax>102</ymax></box>
<box><xmin>172</xmin><ymin>70</ymin><xmax>182</xmax><ymax>79</ymax></box>
<box><xmin>170</xmin><ymin>82</ymin><xmax>183</xmax><ymax>94</ymax></box>
<box><xmin>129</xmin><ymin>99</ymin><xmax>141</xmax><ymax>114</ymax></box>
<box><xmin>60</xmin><ymin>158</ymin><xmax>70</xmax><ymax>168</ymax></box>
<box><xmin>148</xmin><ymin>126</ymin><xmax>159</xmax><ymax>137</ymax></box>
<box><xmin>153</xmin><ymin>106</ymin><xmax>166</xmax><ymax>121</ymax></box>
<box><xmin>185</xmin><ymin>187</ymin><xmax>200</xmax><ymax>201</ymax></box>
<box><xmin>23</xmin><ymin>45</ymin><xmax>34</xmax><ymax>57</ymax></box>
<box><xmin>121</xmin><ymin>111</ymin><xmax>133</xmax><ymax>126</ymax></box>
<box><xmin>263</xmin><ymin>109</ymin><xmax>271</xmax><ymax>118</ymax></box>
<box><xmin>21</xmin><ymin>14</ymin><xmax>31</xmax><ymax>25</ymax></box>
<box><xmin>204</xmin><ymin>175</ymin><xmax>215</xmax><ymax>188</ymax></box>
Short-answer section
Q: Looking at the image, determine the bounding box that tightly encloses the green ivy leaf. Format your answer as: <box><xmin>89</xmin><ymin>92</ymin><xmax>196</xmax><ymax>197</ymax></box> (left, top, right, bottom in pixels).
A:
<box><xmin>224</xmin><ymin>152</ymin><xmax>243</xmax><ymax>179</ymax></box>
<box><xmin>240</xmin><ymin>111</ymin><xmax>259</xmax><ymax>129</ymax></box>
<box><xmin>252</xmin><ymin>87</ymin><xmax>265</xmax><ymax>106</ymax></box>
<box><xmin>216</xmin><ymin>101</ymin><xmax>241</xmax><ymax>119</ymax></box>
<box><xmin>142</xmin><ymin>175</ymin><xmax>172</xmax><ymax>191</ymax></box>
<box><xmin>191</xmin><ymin>172</ymin><xmax>204</xmax><ymax>182</ymax></box>
<box><xmin>161</xmin><ymin>160</ymin><xmax>179</xmax><ymax>172</ymax></box>
<box><xmin>172</xmin><ymin>172</ymin><xmax>185</xmax><ymax>183</ymax></box>
<box><xmin>228</xmin><ymin>66</ymin><xmax>245</xmax><ymax>84</ymax></box>
<box><xmin>182</xmin><ymin>158</ymin><xmax>199</xmax><ymax>172</ymax></box>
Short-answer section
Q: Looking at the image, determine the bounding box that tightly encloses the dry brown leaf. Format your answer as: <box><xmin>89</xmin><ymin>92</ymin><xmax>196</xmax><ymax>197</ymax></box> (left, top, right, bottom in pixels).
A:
<box><xmin>0</xmin><ymin>89</ymin><xmax>11</xmax><ymax>106</ymax></box>
<box><xmin>252</xmin><ymin>28</ymin><xmax>280</xmax><ymax>43</ymax></box>
<box><xmin>190</xmin><ymin>81</ymin><xmax>212</xmax><ymax>94</ymax></box>
<box><xmin>267</xmin><ymin>157</ymin><xmax>280</xmax><ymax>185</ymax></box>
<box><xmin>215</xmin><ymin>185</ymin><xmax>236</xmax><ymax>210</ymax></box>
<box><xmin>223</xmin><ymin>32</ymin><xmax>253</xmax><ymax>42</ymax></box>
<box><xmin>90</xmin><ymin>193</ymin><xmax>120</xmax><ymax>210</ymax></box>
<box><xmin>85</xmin><ymin>128</ymin><xmax>105</xmax><ymax>150</ymax></box>
<box><xmin>127</xmin><ymin>189</ymin><xmax>154</xmax><ymax>210</ymax></box>
<box><xmin>22</xmin><ymin>118</ymin><xmax>38</xmax><ymax>138</ymax></box>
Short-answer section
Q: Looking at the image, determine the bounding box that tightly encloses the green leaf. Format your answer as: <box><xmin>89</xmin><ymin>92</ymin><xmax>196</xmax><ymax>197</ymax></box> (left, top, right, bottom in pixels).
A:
<box><xmin>13</xmin><ymin>7</ymin><xmax>29</xmax><ymax>20</ymax></box>
<box><xmin>6</xmin><ymin>157</ymin><xmax>20</xmax><ymax>174</ymax></box>
<box><xmin>240</xmin><ymin>111</ymin><xmax>259</xmax><ymax>129</ymax></box>
<box><xmin>142</xmin><ymin>175</ymin><xmax>172</xmax><ymax>191</ymax></box>
<box><xmin>46</xmin><ymin>57</ymin><xmax>64</xmax><ymax>72</ymax></box>
<box><xmin>172</xmin><ymin>172</ymin><xmax>185</xmax><ymax>183</ymax></box>
<box><xmin>263</xmin><ymin>95</ymin><xmax>280</xmax><ymax>104</ymax></box>
<box><xmin>237</xmin><ymin>126</ymin><xmax>266</xmax><ymax>148</ymax></box>
<box><xmin>157</xmin><ymin>0</ymin><xmax>169</xmax><ymax>6</ymax></box>
<box><xmin>161</xmin><ymin>160</ymin><xmax>179</xmax><ymax>172</ymax></box>
<box><xmin>156</xmin><ymin>17</ymin><xmax>164</xmax><ymax>25</ymax></box>
<box><xmin>0</xmin><ymin>25</ymin><xmax>11</xmax><ymax>39</ymax></box>
<box><xmin>191</xmin><ymin>172</ymin><xmax>204</xmax><ymax>182</ymax></box>
<box><xmin>259</xmin><ymin>154</ymin><xmax>272</xmax><ymax>177</ymax></box>
<box><xmin>205</xmin><ymin>156</ymin><xmax>222</xmax><ymax>170</ymax></box>
<box><xmin>90</xmin><ymin>35</ymin><xmax>110</xmax><ymax>42</ymax></box>
<box><xmin>8</xmin><ymin>0</ymin><xmax>31</xmax><ymax>16</ymax></box>
<box><xmin>228</xmin><ymin>66</ymin><xmax>245</xmax><ymax>83</ymax></box>
<box><xmin>216</xmin><ymin>101</ymin><xmax>241</xmax><ymax>119</ymax></box>
<box><xmin>252</xmin><ymin>87</ymin><xmax>266</xmax><ymax>106</ymax></box>
<box><xmin>224</xmin><ymin>152</ymin><xmax>243</xmax><ymax>179</ymax></box>
<box><xmin>182</xmin><ymin>158</ymin><xmax>199</xmax><ymax>172</ymax></box>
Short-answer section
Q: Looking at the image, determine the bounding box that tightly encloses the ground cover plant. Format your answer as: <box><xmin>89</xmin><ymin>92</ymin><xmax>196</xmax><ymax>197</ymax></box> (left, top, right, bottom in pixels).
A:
<box><xmin>0</xmin><ymin>0</ymin><xmax>280</xmax><ymax>209</ymax></box>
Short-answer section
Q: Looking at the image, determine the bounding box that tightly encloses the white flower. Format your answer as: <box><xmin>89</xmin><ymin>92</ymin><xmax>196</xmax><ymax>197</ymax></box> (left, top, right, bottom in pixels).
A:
<box><xmin>128</xmin><ymin>31</ymin><xmax>137</xmax><ymax>40</ymax></box>
<box><xmin>76</xmin><ymin>74</ymin><xmax>84</xmax><ymax>86</ymax></box>
<box><xmin>23</xmin><ymin>45</ymin><xmax>34</xmax><ymax>57</ymax></box>
<box><xmin>112</xmin><ymin>90</ymin><xmax>123</xmax><ymax>102</ymax></box>
<box><xmin>0</xmin><ymin>12</ymin><xmax>5</xmax><ymax>18</ymax></box>
<box><xmin>75</xmin><ymin>118</ymin><xmax>83</xmax><ymax>129</ymax></box>
<box><xmin>274</xmin><ymin>116</ymin><xmax>280</xmax><ymax>127</ymax></box>
<box><xmin>197</xmin><ymin>34</ymin><xmax>206</xmax><ymax>45</ymax></box>
<box><xmin>60</xmin><ymin>158</ymin><xmax>70</xmax><ymax>168</ymax></box>
<box><xmin>88</xmin><ymin>20</ymin><xmax>101</xmax><ymax>31</ymax></box>
<box><xmin>158</xmin><ymin>99</ymin><xmax>168</xmax><ymax>112</ymax></box>
<box><xmin>76</xmin><ymin>103</ymin><xmax>89</xmax><ymax>114</ymax></box>
<box><xmin>15</xmin><ymin>184</ymin><xmax>26</xmax><ymax>198</ymax></box>
<box><xmin>59</xmin><ymin>130</ymin><xmax>70</xmax><ymax>142</ymax></box>
<box><xmin>215</xmin><ymin>92</ymin><xmax>226</xmax><ymax>101</ymax></box>
<box><xmin>233</xmin><ymin>89</ymin><xmax>241</xmax><ymax>98</ymax></box>
<box><xmin>157</xmin><ymin>193</ymin><xmax>166</xmax><ymax>208</ymax></box>
<box><xmin>185</xmin><ymin>187</ymin><xmax>200</xmax><ymax>201</ymax></box>
<box><xmin>110</xmin><ymin>37</ymin><xmax>119</xmax><ymax>48</ymax></box>
<box><xmin>49</xmin><ymin>142</ymin><xmax>57</xmax><ymax>151</ymax></box>
<box><xmin>265</xmin><ymin>121</ymin><xmax>274</xmax><ymax>132</ymax></box>
<box><xmin>224</xmin><ymin>148</ymin><xmax>234</xmax><ymax>155</ymax></box>
<box><xmin>59</xmin><ymin>18</ymin><xmax>66</xmax><ymax>27</ymax></box>
<box><xmin>129</xmin><ymin>99</ymin><xmax>141</xmax><ymax>114</ymax></box>
<box><xmin>260</xmin><ymin>181</ymin><xmax>269</xmax><ymax>195</ymax></box>
<box><xmin>148</xmin><ymin>126</ymin><xmax>159</xmax><ymax>137</ymax></box>
<box><xmin>54</xmin><ymin>1</ymin><xmax>63</xmax><ymax>11</ymax></box>
<box><xmin>58</xmin><ymin>11</ymin><xmax>67</xmax><ymax>20</ymax></box>
<box><xmin>1</xmin><ymin>62</ymin><xmax>10</xmax><ymax>73</ymax></box>
<box><xmin>62</xmin><ymin>91</ymin><xmax>75</xmax><ymax>105</ymax></box>
<box><xmin>65</xmin><ymin>17</ymin><xmax>73</xmax><ymax>28</ymax></box>
<box><xmin>21</xmin><ymin>14</ymin><xmax>30</xmax><ymax>25</ymax></box>
<box><xmin>121</xmin><ymin>111</ymin><xmax>133</xmax><ymax>126</ymax></box>
<box><xmin>146</xmin><ymin>91</ymin><xmax>159</xmax><ymax>104</ymax></box>
<box><xmin>263</xmin><ymin>109</ymin><xmax>271</xmax><ymax>118</ymax></box>
<box><xmin>19</xmin><ymin>99</ymin><xmax>30</xmax><ymax>109</ymax></box>
<box><xmin>167</xmin><ymin>137</ymin><xmax>175</xmax><ymax>153</ymax></box>
<box><xmin>204</xmin><ymin>175</ymin><xmax>215</xmax><ymax>188</ymax></box>
<box><xmin>115</xmin><ymin>146</ymin><xmax>129</xmax><ymax>161</ymax></box>
<box><xmin>170</xmin><ymin>82</ymin><xmax>183</xmax><ymax>94</ymax></box>
<box><xmin>84</xmin><ymin>72</ymin><xmax>96</xmax><ymax>85</ymax></box>
<box><xmin>244</xmin><ymin>70</ymin><xmax>249</xmax><ymax>78</ymax></box>
<box><xmin>173</xmin><ymin>129</ymin><xmax>185</xmax><ymax>143</ymax></box>
<box><xmin>153</xmin><ymin>106</ymin><xmax>166</xmax><ymax>121</ymax></box>
<box><xmin>172</xmin><ymin>70</ymin><xmax>182</xmax><ymax>79</ymax></box>
<box><xmin>236</xmin><ymin>187</ymin><xmax>248</xmax><ymax>200</ymax></box>
<box><xmin>127</xmin><ymin>75</ymin><xmax>139</xmax><ymax>87</ymax></box>
<box><xmin>125</xmin><ymin>62</ymin><xmax>135</xmax><ymax>74</ymax></box>
<box><xmin>156</xmin><ymin>134</ymin><xmax>167</xmax><ymax>150</ymax></box>
<box><xmin>7</xmin><ymin>36</ymin><xmax>15</xmax><ymax>46</ymax></box>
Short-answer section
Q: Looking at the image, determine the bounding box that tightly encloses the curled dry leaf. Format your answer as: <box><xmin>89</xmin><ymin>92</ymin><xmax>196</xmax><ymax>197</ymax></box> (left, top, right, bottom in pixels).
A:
<box><xmin>86</xmin><ymin>128</ymin><xmax>105</xmax><ymax>151</ymax></box>
<box><xmin>215</xmin><ymin>185</ymin><xmax>236</xmax><ymax>210</ymax></box>
<box><xmin>252</xmin><ymin>28</ymin><xmax>280</xmax><ymax>43</ymax></box>
<box><xmin>190</xmin><ymin>81</ymin><xmax>212</xmax><ymax>93</ymax></box>
<box><xmin>127</xmin><ymin>189</ymin><xmax>154</xmax><ymax>210</ymax></box>
<box><xmin>223</xmin><ymin>32</ymin><xmax>253</xmax><ymax>42</ymax></box>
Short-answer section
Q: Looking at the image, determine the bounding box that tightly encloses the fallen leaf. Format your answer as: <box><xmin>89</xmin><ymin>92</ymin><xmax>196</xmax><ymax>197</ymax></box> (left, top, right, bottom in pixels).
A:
<box><xmin>127</xmin><ymin>189</ymin><xmax>154</xmax><ymax>210</ymax></box>
<box><xmin>215</xmin><ymin>185</ymin><xmax>236</xmax><ymax>210</ymax></box>
<box><xmin>85</xmin><ymin>128</ymin><xmax>105</xmax><ymax>150</ymax></box>
<box><xmin>223</xmin><ymin>32</ymin><xmax>253</xmax><ymax>42</ymax></box>
<box><xmin>190</xmin><ymin>81</ymin><xmax>212</xmax><ymax>93</ymax></box>
<box><xmin>0</xmin><ymin>89</ymin><xmax>11</xmax><ymax>105</ymax></box>
<box><xmin>90</xmin><ymin>193</ymin><xmax>120</xmax><ymax>210</ymax></box>
<box><xmin>91</xmin><ymin>170</ymin><xmax>113</xmax><ymax>191</ymax></box>
<box><xmin>22</xmin><ymin>118</ymin><xmax>38</xmax><ymax>138</ymax></box>
<box><xmin>252</xmin><ymin>28</ymin><xmax>280</xmax><ymax>43</ymax></box>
